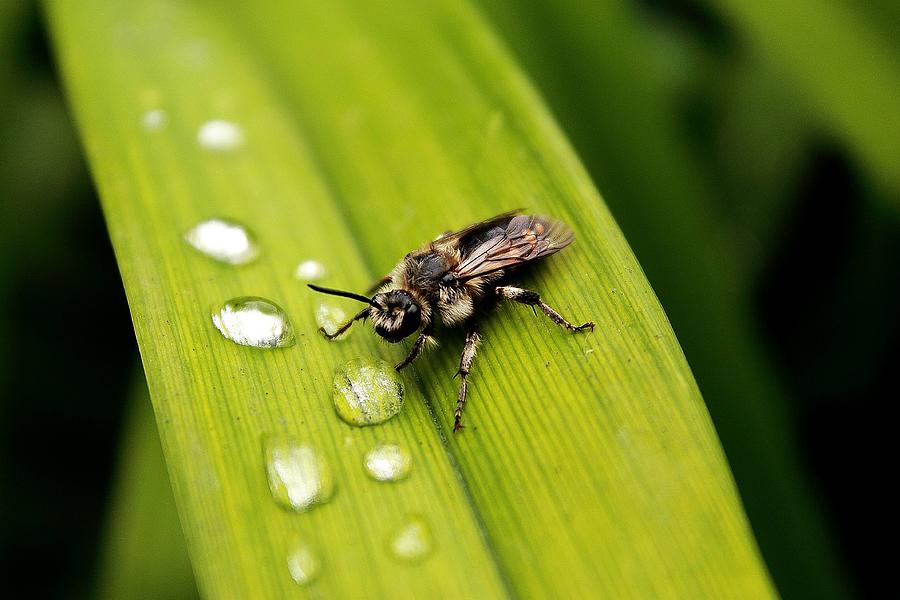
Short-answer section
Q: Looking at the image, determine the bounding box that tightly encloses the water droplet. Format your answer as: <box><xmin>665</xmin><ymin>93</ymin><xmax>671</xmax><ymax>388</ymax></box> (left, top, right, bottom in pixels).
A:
<box><xmin>197</xmin><ymin>119</ymin><xmax>244</xmax><ymax>151</ymax></box>
<box><xmin>184</xmin><ymin>218</ymin><xmax>259</xmax><ymax>265</ymax></box>
<box><xmin>390</xmin><ymin>516</ymin><xmax>432</xmax><ymax>562</ymax></box>
<box><xmin>141</xmin><ymin>108</ymin><xmax>167</xmax><ymax>131</ymax></box>
<box><xmin>315</xmin><ymin>303</ymin><xmax>347</xmax><ymax>338</ymax></box>
<box><xmin>332</xmin><ymin>358</ymin><xmax>404</xmax><ymax>426</ymax></box>
<box><xmin>264</xmin><ymin>438</ymin><xmax>334</xmax><ymax>512</ymax></box>
<box><xmin>364</xmin><ymin>443</ymin><xmax>411</xmax><ymax>481</ymax></box>
<box><xmin>294</xmin><ymin>259</ymin><xmax>328</xmax><ymax>281</ymax></box>
<box><xmin>286</xmin><ymin>540</ymin><xmax>320</xmax><ymax>585</ymax></box>
<box><xmin>212</xmin><ymin>297</ymin><xmax>295</xmax><ymax>348</ymax></box>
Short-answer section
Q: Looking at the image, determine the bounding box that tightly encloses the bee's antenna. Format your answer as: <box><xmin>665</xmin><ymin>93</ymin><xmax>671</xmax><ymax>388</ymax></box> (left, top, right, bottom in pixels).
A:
<box><xmin>307</xmin><ymin>284</ymin><xmax>379</xmax><ymax>308</ymax></box>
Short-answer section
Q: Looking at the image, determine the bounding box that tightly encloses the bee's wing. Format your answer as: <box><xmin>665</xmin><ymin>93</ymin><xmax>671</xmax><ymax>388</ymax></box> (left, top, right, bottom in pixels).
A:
<box><xmin>432</xmin><ymin>209</ymin><xmax>522</xmax><ymax>247</ymax></box>
<box><xmin>452</xmin><ymin>214</ymin><xmax>574</xmax><ymax>282</ymax></box>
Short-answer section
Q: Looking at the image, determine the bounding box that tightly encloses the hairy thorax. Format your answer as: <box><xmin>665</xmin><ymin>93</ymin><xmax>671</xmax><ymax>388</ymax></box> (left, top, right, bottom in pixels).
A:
<box><xmin>436</xmin><ymin>285</ymin><xmax>474</xmax><ymax>326</ymax></box>
<box><xmin>387</xmin><ymin>245</ymin><xmax>508</xmax><ymax>327</ymax></box>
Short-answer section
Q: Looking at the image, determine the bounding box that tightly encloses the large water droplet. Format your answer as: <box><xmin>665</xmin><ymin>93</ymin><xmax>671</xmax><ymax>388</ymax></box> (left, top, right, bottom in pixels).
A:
<box><xmin>315</xmin><ymin>303</ymin><xmax>347</xmax><ymax>338</ymax></box>
<box><xmin>390</xmin><ymin>516</ymin><xmax>433</xmax><ymax>562</ymax></box>
<box><xmin>294</xmin><ymin>259</ymin><xmax>327</xmax><ymax>281</ymax></box>
<box><xmin>141</xmin><ymin>108</ymin><xmax>167</xmax><ymax>131</ymax></box>
<box><xmin>184</xmin><ymin>218</ymin><xmax>259</xmax><ymax>265</ymax></box>
<box><xmin>332</xmin><ymin>358</ymin><xmax>404</xmax><ymax>426</ymax></box>
<box><xmin>364</xmin><ymin>443</ymin><xmax>411</xmax><ymax>482</ymax></box>
<box><xmin>197</xmin><ymin>119</ymin><xmax>244</xmax><ymax>151</ymax></box>
<box><xmin>286</xmin><ymin>539</ymin><xmax>320</xmax><ymax>586</ymax></box>
<box><xmin>212</xmin><ymin>297</ymin><xmax>295</xmax><ymax>348</ymax></box>
<box><xmin>264</xmin><ymin>438</ymin><xmax>334</xmax><ymax>513</ymax></box>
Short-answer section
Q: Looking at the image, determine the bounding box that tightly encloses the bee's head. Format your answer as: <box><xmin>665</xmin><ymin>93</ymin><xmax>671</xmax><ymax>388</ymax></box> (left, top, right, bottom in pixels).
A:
<box><xmin>370</xmin><ymin>289</ymin><xmax>421</xmax><ymax>343</ymax></box>
<box><xmin>306</xmin><ymin>284</ymin><xmax>422</xmax><ymax>343</ymax></box>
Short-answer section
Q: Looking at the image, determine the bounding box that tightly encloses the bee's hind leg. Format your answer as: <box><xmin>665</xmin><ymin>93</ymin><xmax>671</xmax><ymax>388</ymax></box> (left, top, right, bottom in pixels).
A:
<box><xmin>454</xmin><ymin>324</ymin><xmax>482</xmax><ymax>432</ymax></box>
<box><xmin>496</xmin><ymin>286</ymin><xmax>594</xmax><ymax>333</ymax></box>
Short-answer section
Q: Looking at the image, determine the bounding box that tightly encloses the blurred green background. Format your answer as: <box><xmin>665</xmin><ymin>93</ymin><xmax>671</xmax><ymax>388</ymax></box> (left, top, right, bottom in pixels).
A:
<box><xmin>1</xmin><ymin>0</ymin><xmax>895</xmax><ymax>597</ymax></box>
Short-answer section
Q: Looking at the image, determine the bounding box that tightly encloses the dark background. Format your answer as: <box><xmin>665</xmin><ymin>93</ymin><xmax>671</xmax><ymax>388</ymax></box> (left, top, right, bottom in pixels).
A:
<box><xmin>1</xmin><ymin>1</ymin><xmax>894</xmax><ymax>597</ymax></box>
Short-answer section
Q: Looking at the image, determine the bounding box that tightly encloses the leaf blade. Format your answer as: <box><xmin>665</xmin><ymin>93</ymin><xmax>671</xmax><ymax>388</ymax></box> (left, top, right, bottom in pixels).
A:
<box><xmin>46</xmin><ymin>2</ymin><xmax>508</xmax><ymax>597</ymax></box>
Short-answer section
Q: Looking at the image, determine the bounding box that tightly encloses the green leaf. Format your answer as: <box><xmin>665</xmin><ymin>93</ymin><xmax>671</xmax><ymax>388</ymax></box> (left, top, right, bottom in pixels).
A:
<box><xmin>47</xmin><ymin>0</ymin><xmax>775</xmax><ymax>596</ymax></box>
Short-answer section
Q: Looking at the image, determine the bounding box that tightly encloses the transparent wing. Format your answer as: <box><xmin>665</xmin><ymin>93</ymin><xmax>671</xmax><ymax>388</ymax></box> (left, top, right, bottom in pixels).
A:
<box><xmin>452</xmin><ymin>214</ymin><xmax>574</xmax><ymax>281</ymax></box>
<box><xmin>431</xmin><ymin>209</ymin><xmax>522</xmax><ymax>250</ymax></box>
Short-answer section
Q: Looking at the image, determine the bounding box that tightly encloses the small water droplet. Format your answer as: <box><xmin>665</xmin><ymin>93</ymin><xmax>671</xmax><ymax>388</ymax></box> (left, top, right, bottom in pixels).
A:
<box><xmin>364</xmin><ymin>443</ymin><xmax>411</xmax><ymax>481</ymax></box>
<box><xmin>286</xmin><ymin>540</ymin><xmax>320</xmax><ymax>585</ymax></box>
<box><xmin>315</xmin><ymin>303</ymin><xmax>347</xmax><ymax>338</ymax></box>
<box><xmin>294</xmin><ymin>259</ymin><xmax>328</xmax><ymax>281</ymax></box>
<box><xmin>212</xmin><ymin>297</ymin><xmax>295</xmax><ymax>348</ymax></box>
<box><xmin>390</xmin><ymin>516</ymin><xmax>432</xmax><ymax>562</ymax></box>
<box><xmin>332</xmin><ymin>358</ymin><xmax>404</xmax><ymax>426</ymax></box>
<box><xmin>197</xmin><ymin>119</ymin><xmax>244</xmax><ymax>151</ymax></box>
<box><xmin>184</xmin><ymin>218</ymin><xmax>259</xmax><ymax>265</ymax></box>
<box><xmin>264</xmin><ymin>438</ymin><xmax>334</xmax><ymax>513</ymax></box>
<box><xmin>141</xmin><ymin>108</ymin><xmax>167</xmax><ymax>131</ymax></box>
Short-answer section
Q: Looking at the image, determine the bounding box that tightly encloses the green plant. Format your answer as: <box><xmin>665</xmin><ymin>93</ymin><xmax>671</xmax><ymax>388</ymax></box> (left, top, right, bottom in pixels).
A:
<box><xmin>48</xmin><ymin>0</ymin><xmax>774</xmax><ymax>596</ymax></box>
<box><xmin>96</xmin><ymin>376</ymin><xmax>197</xmax><ymax>600</ymax></box>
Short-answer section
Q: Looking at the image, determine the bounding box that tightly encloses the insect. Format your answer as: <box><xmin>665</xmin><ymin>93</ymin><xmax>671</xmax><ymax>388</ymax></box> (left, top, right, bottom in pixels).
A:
<box><xmin>309</xmin><ymin>210</ymin><xmax>594</xmax><ymax>432</ymax></box>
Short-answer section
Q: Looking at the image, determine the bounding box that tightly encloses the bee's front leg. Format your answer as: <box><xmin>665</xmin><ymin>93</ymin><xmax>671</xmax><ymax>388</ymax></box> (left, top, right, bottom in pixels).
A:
<box><xmin>320</xmin><ymin>307</ymin><xmax>371</xmax><ymax>340</ymax></box>
<box><xmin>454</xmin><ymin>324</ymin><xmax>482</xmax><ymax>432</ymax></box>
<box><xmin>496</xmin><ymin>285</ymin><xmax>594</xmax><ymax>332</ymax></box>
<box><xmin>395</xmin><ymin>322</ymin><xmax>435</xmax><ymax>372</ymax></box>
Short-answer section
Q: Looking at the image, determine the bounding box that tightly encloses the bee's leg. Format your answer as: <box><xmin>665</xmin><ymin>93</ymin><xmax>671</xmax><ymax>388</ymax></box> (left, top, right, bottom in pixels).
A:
<box><xmin>319</xmin><ymin>307</ymin><xmax>370</xmax><ymax>340</ymax></box>
<box><xmin>496</xmin><ymin>286</ymin><xmax>594</xmax><ymax>333</ymax></box>
<box><xmin>395</xmin><ymin>322</ymin><xmax>435</xmax><ymax>372</ymax></box>
<box><xmin>454</xmin><ymin>324</ymin><xmax>482</xmax><ymax>432</ymax></box>
<box><xmin>366</xmin><ymin>274</ymin><xmax>393</xmax><ymax>294</ymax></box>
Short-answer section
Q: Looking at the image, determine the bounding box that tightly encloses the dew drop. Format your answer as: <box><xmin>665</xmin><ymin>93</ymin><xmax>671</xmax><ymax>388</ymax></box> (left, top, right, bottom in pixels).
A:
<box><xmin>286</xmin><ymin>540</ymin><xmax>320</xmax><ymax>586</ymax></box>
<box><xmin>212</xmin><ymin>297</ymin><xmax>295</xmax><ymax>348</ymax></box>
<box><xmin>264</xmin><ymin>438</ymin><xmax>334</xmax><ymax>513</ymax></box>
<box><xmin>197</xmin><ymin>119</ymin><xmax>244</xmax><ymax>151</ymax></box>
<box><xmin>141</xmin><ymin>108</ymin><xmax>167</xmax><ymax>131</ymax></box>
<box><xmin>390</xmin><ymin>516</ymin><xmax>433</xmax><ymax>562</ymax></box>
<box><xmin>184</xmin><ymin>218</ymin><xmax>259</xmax><ymax>265</ymax></box>
<box><xmin>364</xmin><ymin>443</ymin><xmax>411</xmax><ymax>482</ymax></box>
<box><xmin>332</xmin><ymin>358</ymin><xmax>404</xmax><ymax>426</ymax></box>
<box><xmin>315</xmin><ymin>303</ymin><xmax>347</xmax><ymax>338</ymax></box>
<box><xmin>294</xmin><ymin>259</ymin><xmax>328</xmax><ymax>281</ymax></box>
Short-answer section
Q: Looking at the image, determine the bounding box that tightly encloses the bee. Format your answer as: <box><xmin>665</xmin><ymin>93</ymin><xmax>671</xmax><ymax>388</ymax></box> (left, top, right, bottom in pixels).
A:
<box><xmin>309</xmin><ymin>210</ymin><xmax>593</xmax><ymax>432</ymax></box>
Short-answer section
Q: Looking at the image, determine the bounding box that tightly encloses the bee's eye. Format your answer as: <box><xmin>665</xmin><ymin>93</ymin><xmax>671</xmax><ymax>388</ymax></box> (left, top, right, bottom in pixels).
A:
<box><xmin>397</xmin><ymin>303</ymin><xmax>421</xmax><ymax>337</ymax></box>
